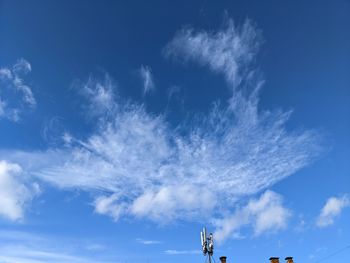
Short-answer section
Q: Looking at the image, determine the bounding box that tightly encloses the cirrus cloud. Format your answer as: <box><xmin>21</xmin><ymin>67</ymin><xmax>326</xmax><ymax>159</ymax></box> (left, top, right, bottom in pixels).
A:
<box><xmin>139</xmin><ymin>65</ymin><xmax>155</xmax><ymax>94</ymax></box>
<box><xmin>0</xmin><ymin>59</ymin><xmax>36</xmax><ymax>121</ymax></box>
<box><xmin>0</xmin><ymin>19</ymin><xmax>322</xmax><ymax>241</ymax></box>
<box><xmin>164</xmin><ymin>19</ymin><xmax>260</xmax><ymax>89</ymax></box>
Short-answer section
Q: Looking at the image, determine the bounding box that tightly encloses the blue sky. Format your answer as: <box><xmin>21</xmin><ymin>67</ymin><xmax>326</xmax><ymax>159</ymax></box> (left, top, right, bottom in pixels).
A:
<box><xmin>0</xmin><ymin>0</ymin><xmax>349</xmax><ymax>262</ymax></box>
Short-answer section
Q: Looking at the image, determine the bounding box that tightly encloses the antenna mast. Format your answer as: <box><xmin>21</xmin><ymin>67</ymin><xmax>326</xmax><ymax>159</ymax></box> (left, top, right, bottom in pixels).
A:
<box><xmin>201</xmin><ymin>227</ymin><xmax>214</xmax><ymax>263</ymax></box>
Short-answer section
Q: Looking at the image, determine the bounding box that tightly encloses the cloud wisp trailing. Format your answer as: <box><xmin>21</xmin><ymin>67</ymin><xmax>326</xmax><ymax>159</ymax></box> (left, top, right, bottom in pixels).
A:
<box><xmin>139</xmin><ymin>65</ymin><xmax>155</xmax><ymax>94</ymax></box>
<box><xmin>75</xmin><ymin>73</ymin><xmax>115</xmax><ymax>118</ymax></box>
<box><xmin>1</xmin><ymin>19</ymin><xmax>322</xmax><ymax>241</ymax></box>
<box><xmin>136</xmin><ymin>238</ymin><xmax>162</xmax><ymax>245</ymax></box>
<box><xmin>0</xmin><ymin>59</ymin><xmax>36</xmax><ymax>121</ymax></box>
<box><xmin>316</xmin><ymin>195</ymin><xmax>350</xmax><ymax>227</ymax></box>
<box><xmin>164</xmin><ymin>249</ymin><xmax>201</xmax><ymax>255</ymax></box>
<box><xmin>164</xmin><ymin>19</ymin><xmax>260</xmax><ymax>89</ymax></box>
<box><xmin>0</xmin><ymin>230</ymin><xmax>110</xmax><ymax>263</ymax></box>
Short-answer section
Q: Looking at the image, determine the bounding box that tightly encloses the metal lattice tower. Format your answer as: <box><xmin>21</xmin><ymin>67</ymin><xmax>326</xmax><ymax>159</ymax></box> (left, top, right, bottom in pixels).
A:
<box><xmin>201</xmin><ymin>227</ymin><xmax>214</xmax><ymax>263</ymax></box>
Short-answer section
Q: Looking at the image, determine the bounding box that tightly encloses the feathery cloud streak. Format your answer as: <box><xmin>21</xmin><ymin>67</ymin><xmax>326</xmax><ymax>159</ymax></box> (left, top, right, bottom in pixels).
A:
<box><xmin>76</xmin><ymin>74</ymin><xmax>115</xmax><ymax>118</ymax></box>
<box><xmin>139</xmin><ymin>65</ymin><xmax>155</xmax><ymax>94</ymax></box>
<box><xmin>164</xmin><ymin>19</ymin><xmax>260</xmax><ymax>88</ymax></box>
<box><xmin>136</xmin><ymin>238</ymin><xmax>162</xmax><ymax>245</ymax></box>
<box><xmin>165</xmin><ymin>249</ymin><xmax>201</xmax><ymax>255</ymax></box>
<box><xmin>2</xmin><ymin>19</ymin><xmax>321</xmax><ymax>240</ymax></box>
<box><xmin>0</xmin><ymin>59</ymin><xmax>36</xmax><ymax>121</ymax></box>
<box><xmin>0</xmin><ymin>230</ymin><xmax>109</xmax><ymax>263</ymax></box>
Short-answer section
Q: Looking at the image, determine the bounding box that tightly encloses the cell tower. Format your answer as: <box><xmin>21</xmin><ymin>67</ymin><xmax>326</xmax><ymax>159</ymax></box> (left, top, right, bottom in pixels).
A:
<box><xmin>200</xmin><ymin>227</ymin><xmax>214</xmax><ymax>263</ymax></box>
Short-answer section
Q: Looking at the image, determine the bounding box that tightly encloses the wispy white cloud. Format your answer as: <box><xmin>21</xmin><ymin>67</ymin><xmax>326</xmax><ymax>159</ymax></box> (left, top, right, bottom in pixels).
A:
<box><xmin>166</xmin><ymin>85</ymin><xmax>185</xmax><ymax>110</ymax></box>
<box><xmin>214</xmin><ymin>190</ymin><xmax>291</xmax><ymax>243</ymax></box>
<box><xmin>0</xmin><ymin>68</ymin><xmax>13</xmax><ymax>79</ymax></box>
<box><xmin>0</xmin><ymin>230</ymin><xmax>110</xmax><ymax>263</ymax></box>
<box><xmin>164</xmin><ymin>19</ymin><xmax>260</xmax><ymax>89</ymax></box>
<box><xmin>94</xmin><ymin>194</ymin><xmax>125</xmax><ymax>221</ymax></box>
<box><xmin>0</xmin><ymin>246</ymin><xmax>95</xmax><ymax>263</ymax></box>
<box><xmin>0</xmin><ymin>160</ymin><xmax>40</xmax><ymax>221</ymax></box>
<box><xmin>41</xmin><ymin>117</ymin><xmax>70</xmax><ymax>146</ymax></box>
<box><xmin>164</xmin><ymin>249</ymin><xmax>201</xmax><ymax>255</ymax></box>
<box><xmin>0</xmin><ymin>230</ymin><xmax>45</xmax><ymax>243</ymax></box>
<box><xmin>84</xmin><ymin>243</ymin><xmax>107</xmax><ymax>251</ymax></box>
<box><xmin>136</xmin><ymin>238</ymin><xmax>162</xmax><ymax>245</ymax></box>
<box><xmin>12</xmin><ymin>58</ymin><xmax>32</xmax><ymax>75</ymax></box>
<box><xmin>18</xmin><ymin>89</ymin><xmax>318</xmax><ymax>225</ymax></box>
<box><xmin>167</xmin><ymin>85</ymin><xmax>181</xmax><ymax>100</ymax></box>
<box><xmin>76</xmin><ymin>73</ymin><xmax>115</xmax><ymax>118</ymax></box>
<box><xmin>21</xmin><ymin>75</ymin><xmax>319</xmax><ymax>225</ymax></box>
<box><xmin>139</xmin><ymin>65</ymin><xmax>155</xmax><ymax>94</ymax></box>
<box><xmin>62</xmin><ymin>132</ymin><xmax>73</xmax><ymax>145</ymax></box>
<box><xmin>0</xmin><ymin>59</ymin><xmax>36</xmax><ymax>121</ymax></box>
<box><xmin>1</xmin><ymin>18</ymin><xmax>321</xmax><ymax>237</ymax></box>
<box><xmin>316</xmin><ymin>195</ymin><xmax>350</xmax><ymax>227</ymax></box>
